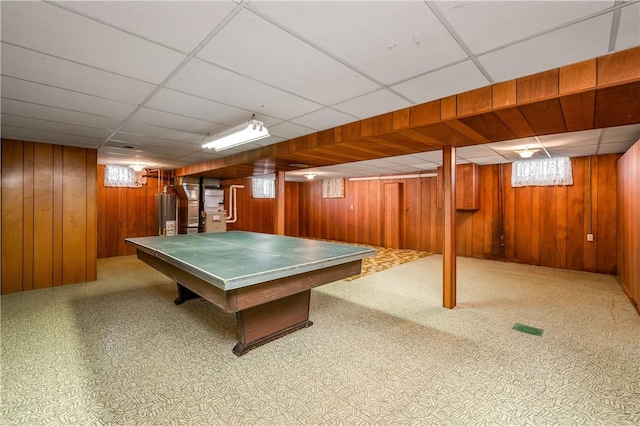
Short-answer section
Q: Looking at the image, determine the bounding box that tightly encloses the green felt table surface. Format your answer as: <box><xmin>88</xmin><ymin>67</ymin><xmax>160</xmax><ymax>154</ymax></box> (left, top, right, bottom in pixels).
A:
<box><xmin>126</xmin><ymin>231</ymin><xmax>375</xmax><ymax>291</ymax></box>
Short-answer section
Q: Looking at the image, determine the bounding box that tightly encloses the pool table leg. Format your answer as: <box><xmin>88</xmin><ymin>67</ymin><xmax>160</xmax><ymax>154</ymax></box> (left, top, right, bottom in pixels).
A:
<box><xmin>233</xmin><ymin>290</ymin><xmax>313</xmax><ymax>356</ymax></box>
<box><xmin>174</xmin><ymin>283</ymin><xmax>200</xmax><ymax>305</ymax></box>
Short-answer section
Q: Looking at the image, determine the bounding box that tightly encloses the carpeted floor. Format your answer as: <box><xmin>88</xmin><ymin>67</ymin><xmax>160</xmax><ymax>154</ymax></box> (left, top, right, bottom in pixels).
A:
<box><xmin>2</xmin><ymin>253</ymin><xmax>639</xmax><ymax>425</ymax></box>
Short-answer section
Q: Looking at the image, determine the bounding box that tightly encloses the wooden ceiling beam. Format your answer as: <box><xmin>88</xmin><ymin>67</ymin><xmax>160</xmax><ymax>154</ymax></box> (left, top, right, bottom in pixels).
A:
<box><xmin>174</xmin><ymin>46</ymin><xmax>640</xmax><ymax>179</ymax></box>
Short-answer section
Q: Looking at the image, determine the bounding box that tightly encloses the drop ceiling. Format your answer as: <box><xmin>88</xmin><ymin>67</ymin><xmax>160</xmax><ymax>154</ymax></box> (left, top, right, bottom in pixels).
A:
<box><xmin>1</xmin><ymin>1</ymin><xmax>639</xmax><ymax>181</ymax></box>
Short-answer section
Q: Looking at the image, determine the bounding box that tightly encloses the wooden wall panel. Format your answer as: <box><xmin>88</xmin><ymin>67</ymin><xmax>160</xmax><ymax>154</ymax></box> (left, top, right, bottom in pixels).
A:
<box><xmin>583</xmin><ymin>157</ymin><xmax>598</xmax><ymax>272</ymax></box>
<box><xmin>285</xmin><ymin>181</ymin><xmax>300</xmax><ymax>237</ymax></box>
<box><xmin>383</xmin><ymin>183</ymin><xmax>403</xmax><ymax>249</ymax></box>
<box><xmin>538</xmin><ymin>185</ymin><xmax>556</xmax><ymax>267</ymax></box>
<box><xmin>53</xmin><ymin>145</ymin><xmax>63</xmax><ymax>286</ymax></box>
<box><xmin>33</xmin><ymin>143</ymin><xmax>54</xmax><ymax>289</ymax></box>
<box><xmin>23</xmin><ymin>142</ymin><xmax>34</xmax><ymax>291</ymax></box>
<box><xmin>96</xmin><ymin>165</ymin><xmax>162</xmax><ymax>258</ymax></box>
<box><xmin>86</xmin><ymin>149</ymin><xmax>97</xmax><ymax>281</ymax></box>
<box><xmin>291</xmin><ymin>154</ymin><xmax>618</xmax><ymax>275</ymax></box>
<box><xmin>223</xmin><ymin>178</ymin><xmax>274</xmax><ymax>234</ymax></box>
<box><xmin>595</xmin><ymin>154</ymin><xmax>618</xmax><ymax>274</ymax></box>
<box><xmin>1</xmin><ymin>140</ymin><xmax>24</xmax><ymax>294</ymax></box>
<box><xmin>555</xmin><ymin>185</ymin><xmax>568</xmax><ymax>270</ymax></box>
<box><xmin>513</xmin><ymin>186</ymin><xmax>532</xmax><ymax>264</ymax></box>
<box><xmin>617</xmin><ymin>139</ymin><xmax>639</xmax><ymax>309</ymax></box>
<box><xmin>62</xmin><ymin>147</ymin><xmax>88</xmax><ymax>284</ymax></box>
<box><xmin>1</xmin><ymin>139</ymin><xmax>97</xmax><ymax>294</ymax></box>
<box><xmin>566</xmin><ymin>157</ymin><xmax>586</xmax><ymax>270</ymax></box>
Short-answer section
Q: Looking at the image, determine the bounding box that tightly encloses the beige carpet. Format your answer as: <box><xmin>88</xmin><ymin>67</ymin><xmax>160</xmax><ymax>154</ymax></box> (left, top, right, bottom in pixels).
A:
<box><xmin>2</xmin><ymin>254</ymin><xmax>639</xmax><ymax>425</ymax></box>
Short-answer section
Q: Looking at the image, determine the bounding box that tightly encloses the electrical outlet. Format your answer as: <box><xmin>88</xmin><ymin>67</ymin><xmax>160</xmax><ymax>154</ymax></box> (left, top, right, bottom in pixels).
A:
<box><xmin>587</xmin><ymin>233</ymin><xmax>594</xmax><ymax>242</ymax></box>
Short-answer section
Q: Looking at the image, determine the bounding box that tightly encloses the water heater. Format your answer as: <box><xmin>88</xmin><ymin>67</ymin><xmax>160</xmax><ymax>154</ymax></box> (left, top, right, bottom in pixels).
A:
<box><xmin>155</xmin><ymin>190</ymin><xmax>177</xmax><ymax>236</ymax></box>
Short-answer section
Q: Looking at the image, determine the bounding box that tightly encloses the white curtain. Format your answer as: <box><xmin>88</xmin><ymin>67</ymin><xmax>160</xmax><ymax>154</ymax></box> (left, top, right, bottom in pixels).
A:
<box><xmin>511</xmin><ymin>157</ymin><xmax>573</xmax><ymax>187</ymax></box>
<box><xmin>104</xmin><ymin>165</ymin><xmax>142</xmax><ymax>188</ymax></box>
<box><xmin>252</xmin><ymin>178</ymin><xmax>275</xmax><ymax>198</ymax></box>
<box><xmin>322</xmin><ymin>178</ymin><xmax>345</xmax><ymax>198</ymax></box>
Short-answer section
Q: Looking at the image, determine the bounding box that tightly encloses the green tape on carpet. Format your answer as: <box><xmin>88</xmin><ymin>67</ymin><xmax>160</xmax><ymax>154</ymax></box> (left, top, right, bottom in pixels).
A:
<box><xmin>513</xmin><ymin>323</ymin><xmax>544</xmax><ymax>336</ymax></box>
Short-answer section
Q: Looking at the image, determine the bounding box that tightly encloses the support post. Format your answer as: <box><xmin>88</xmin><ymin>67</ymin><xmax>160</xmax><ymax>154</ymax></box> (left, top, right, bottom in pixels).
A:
<box><xmin>274</xmin><ymin>171</ymin><xmax>285</xmax><ymax>235</ymax></box>
<box><xmin>443</xmin><ymin>146</ymin><xmax>456</xmax><ymax>308</ymax></box>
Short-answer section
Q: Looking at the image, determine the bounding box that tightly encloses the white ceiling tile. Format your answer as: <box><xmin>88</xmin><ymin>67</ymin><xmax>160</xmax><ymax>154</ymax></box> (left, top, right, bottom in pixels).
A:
<box><xmin>106</xmin><ymin>138</ymin><xmax>194</xmax><ymax>154</ymax></box>
<box><xmin>391</xmin><ymin>60</ymin><xmax>489</xmax><ymax>104</ymax></box>
<box><xmin>410</xmin><ymin>151</ymin><xmax>444</xmax><ymax>163</ymax></box>
<box><xmin>333</xmin><ymin>90</ymin><xmax>412</xmax><ymax>119</ymax></box>
<box><xmin>1</xmin><ymin>1</ymin><xmax>185</xmax><ymax>83</ymax></box>
<box><xmin>384</xmin><ymin>154</ymin><xmax>432</xmax><ymax>166</ymax></box>
<box><xmin>59</xmin><ymin>1</ymin><xmax>236</xmax><ymax>53</ymax></box>
<box><xmin>539</xmin><ymin>129</ymin><xmax>602</xmax><ymax>147</ymax></box>
<box><xmin>130</xmin><ymin>108</ymin><xmax>223</xmax><ymax>135</ymax></box>
<box><xmin>166</xmin><ymin>58</ymin><xmax>321</xmax><ymax>120</ymax></box>
<box><xmin>478</xmin><ymin>14</ymin><xmax>612</xmax><ymax>83</ymax></box>
<box><xmin>466</xmin><ymin>155</ymin><xmax>511</xmax><ymax>165</ymax></box>
<box><xmin>0</xmin><ymin>98</ymin><xmax>123</xmax><ymax>130</ymax></box>
<box><xmin>457</xmin><ymin>144</ymin><xmax>499</xmax><ymax>159</ymax></box>
<box><xmin>290</xmin><ymin>108</ymin><xmax>356</xmax><ymax>131</ymax></box>
<box><xmin>0</xmin><ymin>44</ymin><xmax>156</xmax><ymax>105</ymax></box>
<box><xmin>145</xmin><ymin>89</ymin><xmax>251</xmax><ymax>126</ymax></box>
<box><xmin>197</xmin><ymin>9</ymin><xmax>380</xmax><ymax>105</ymax></box>
<box><xmin>249</xmin><ymin>1</ymin><xmax>467</xmax><ymax>85</ymax></box>
<box><xmin>1</xmin><ymin>125</ymin><xmax>103</xmax><ymax>147</ymax></box>
<box><xmin>118</xmin><ymin>123</ymin><xmax>204</xmax><ymax>145</ymax></box>
<box><xmin>178</xmin><ymin>152</ymin><xmax>228</xmax><ymax>162</ymax></box>
<box><xmin>1</xmin><ymin>114</ymin><xmax>112</xmax><ymax>140</ymax></box>
<box><xmin>600</xmin><ymin>124</ymin><xmax>640</xmax><ymax>144</ymax></box>
<box><xmin>487</xmin><ymin>137</ymin><xmax>542</xmax><ymax>152</ymax></box>
<box><xmin>251</xmin><ymin>136</ymin><xmax>285</xmax><ymax>148</ymax></box>
<box><xmin>435</xmin><ymin>1</ymin><xmax>613</xmax><ymax>54</ymax></box>
<box><xmin>597</xmin><ymin>140</ymin><xmax>636</xmax><ymax>155</ymax></box>
<box><xmin>410</xmin><ymin>162</ymin><xmax>443</xmax><ymax>170</ymax></box>
<box><xmin>1</xmin><ymin>76</ymin><xmax>137</xmax><ymax>120</ymax></box>
<box><xmin>616</xmin><ymin>2</ymin><xmax>640</xmax><ymax>51</ymax></box>
<box><xmin>546</xmin><ymin>145</ymin><xmax>598</xmax><ymax>157</ymax></box>
<box><xmin>267</xmin><ymin>121</ymin><xmax>315</xmax><ymax>140</ymax></box>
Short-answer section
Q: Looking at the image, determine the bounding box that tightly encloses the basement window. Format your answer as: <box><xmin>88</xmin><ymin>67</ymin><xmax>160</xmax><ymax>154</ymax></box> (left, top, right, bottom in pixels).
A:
<box><xmin>511</xmin><ymin>157</ymin><xmax>573</xmax><ymax>187</ymax></box>
<box><xmin>252</xmin><ymin>178</ymin><xmax>275</xmax><ymax>198</ymax></box>
<box><xmin>322</xmin><ymin>178</ymin><xmax>345</xmax><ymax>198</ymax></box>
<box><xmin>104</xmin><ymin>165</ymin><xmax>142</xmax><ymax>188</ymax></box>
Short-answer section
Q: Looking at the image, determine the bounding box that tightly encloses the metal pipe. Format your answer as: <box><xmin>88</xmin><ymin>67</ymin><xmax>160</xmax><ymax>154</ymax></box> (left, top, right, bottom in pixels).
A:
<box><xmin>226</xmin><ymin>185</ymin><xmax>244</xmax><ymax>223</ymax></box>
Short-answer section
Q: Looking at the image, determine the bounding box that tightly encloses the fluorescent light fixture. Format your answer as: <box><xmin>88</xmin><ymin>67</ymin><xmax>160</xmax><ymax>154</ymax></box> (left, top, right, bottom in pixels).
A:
<box><xmin>129</xmin><ymin>164</ymin><xmax>144</xmax><ymax>172</ymax></box>
<box><xmin>304</xmin><ymin>173</ymin><xmax>316</xmax><ymax>180</ymax></box>
<box><xmin>202</xmin><ymin>114</ymin><xmax>269</xmax><ymax>151</ymax></box>
<box><xmin>515</xmin><ymin>147</ymin><xmax>539</xmax><ymax>158</ymax></box>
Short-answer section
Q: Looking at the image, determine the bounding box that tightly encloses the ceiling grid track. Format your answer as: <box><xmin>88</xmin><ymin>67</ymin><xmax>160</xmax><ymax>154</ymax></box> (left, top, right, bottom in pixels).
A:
<box><xmin>96</xmin><ymin>1</ymin><xmax>252</xmax><ymax>149</ymax></box>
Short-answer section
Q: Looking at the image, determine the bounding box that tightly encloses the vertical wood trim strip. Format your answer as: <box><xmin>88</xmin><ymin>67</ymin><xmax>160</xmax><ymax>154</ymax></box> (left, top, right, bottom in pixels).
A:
<box><xmin>274</xmin><ymin>171</ymin><xmax>286</xmax><ymax>235</ymax></box>
<box><xmin>383</xmin><ymin>183</ymin><xmax>402</xmax><ymax>249</ymax></box>
<box><xmin>86</xmin><ymin>149</ymin><xmax>97</xmax><ymax>281</ymax></box>
<box><xmin>53</xmin><ymin>145</ymin><xmax>63</xmax><ymax>286</ymax></box>
<box><xmin>23</xmin><ymin>142</ymin><xmax>35</xmax><ymax>291</ymax></box>
<box><xmin>62</xmin><ymin>146</ymin><xmax>87</xmax><ymax>284</ymax></box>
<box><xmin>443</xmin><ymin>146</ymin><xmax>456</xmax><ymax>309</ymax></box>
<box><xmin>33</xmin><ymin>143</ymin><xmax>54</xmax><ymax>289</ymax></box>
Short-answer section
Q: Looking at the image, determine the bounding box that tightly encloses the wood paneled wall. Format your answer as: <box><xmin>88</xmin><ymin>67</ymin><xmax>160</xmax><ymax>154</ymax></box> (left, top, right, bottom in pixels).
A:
<box><xmin>617</xmin><ymin>140</ymin><xmax>640</xmax><ymax>309</ymax></box>
<box><xmin>296</xmin><ymin>154</ymin><xmax>619</xmax><ymax>274</ymax></box>
<box><xmin>1</xmin><ymin>139</ymin><xmax>97</xmax><ymax>294</ymax></box>
<box><xmin>222</xmin><ymin>178</ymin><xmax>299</xmax><ymax>237</ymax></box>
<box><xmin>96</xmin><ymin>165</ymin><xmax>164</xmax><ymax>258</ymax></box>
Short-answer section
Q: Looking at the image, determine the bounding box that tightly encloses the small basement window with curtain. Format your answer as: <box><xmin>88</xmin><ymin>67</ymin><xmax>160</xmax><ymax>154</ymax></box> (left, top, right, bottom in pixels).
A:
<box><xmin>252</xmin><ymin>177</ymin><xmax>275</xmax><ymax>198</ymax></box>
<box><xmin>511</xmin><ymin>156</ymin><xmax>573</xmax><ymax>187</ymax></box>
<box><xmin>104</xmin><ymin>165</ymin><xmax>142</xmax><ymax>188</ymax></box>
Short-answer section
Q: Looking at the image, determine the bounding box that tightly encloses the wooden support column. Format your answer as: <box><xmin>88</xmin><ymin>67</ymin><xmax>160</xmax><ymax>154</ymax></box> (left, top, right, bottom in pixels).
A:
<box><xmin>274</xmin><ymin>171</ymin><xmax>285</xmax><ymax>235</ymax></box>
<box><xmin>443</xmin><ymin>146</ymin><xmax>457</xmax><ymax>308</ymax></box>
